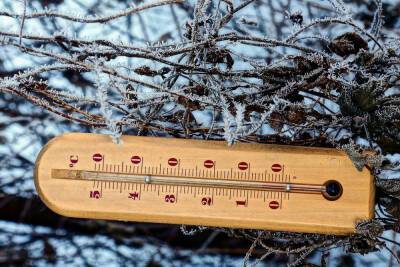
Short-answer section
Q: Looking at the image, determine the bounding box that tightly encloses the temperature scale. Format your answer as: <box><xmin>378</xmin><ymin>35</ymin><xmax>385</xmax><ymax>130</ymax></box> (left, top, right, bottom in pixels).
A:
<box><xmin>35</xmin><ymin>133</ymin><xmax>374</xmax><ymax>234</ymax></box>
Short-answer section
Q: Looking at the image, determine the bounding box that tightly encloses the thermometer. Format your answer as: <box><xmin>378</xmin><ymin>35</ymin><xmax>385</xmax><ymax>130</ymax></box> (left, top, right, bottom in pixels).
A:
<box><xmin>35</xmin><ymin>133</ymin><xmax>374</xmax><ymax>234</ymax></box>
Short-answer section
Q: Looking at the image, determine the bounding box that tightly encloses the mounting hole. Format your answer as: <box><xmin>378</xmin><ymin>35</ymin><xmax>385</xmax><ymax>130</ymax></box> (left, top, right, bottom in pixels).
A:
<box><xmin>322</xmin><ymin>180</ymin><xmax>343</xmax><ymax>201</ymax></box>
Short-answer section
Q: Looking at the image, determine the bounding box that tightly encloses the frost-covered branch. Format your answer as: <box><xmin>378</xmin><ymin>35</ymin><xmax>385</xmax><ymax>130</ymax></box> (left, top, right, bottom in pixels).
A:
<box><xmin>0</xmin><ymin>0</ymin><xmax>184</xmax><ymax>23</ymax></box>
<box><xmin>1</xmin><ymin>0</ymin><xmax>400</xmax><ymax>265</ymax></box>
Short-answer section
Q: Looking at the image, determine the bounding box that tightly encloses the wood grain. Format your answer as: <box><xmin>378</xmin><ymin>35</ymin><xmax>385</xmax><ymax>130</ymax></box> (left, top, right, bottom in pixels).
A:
<box><xmin>35</xmin><ymin>133</ymin><xmax>375</xmax><ymax>234</ymax></box>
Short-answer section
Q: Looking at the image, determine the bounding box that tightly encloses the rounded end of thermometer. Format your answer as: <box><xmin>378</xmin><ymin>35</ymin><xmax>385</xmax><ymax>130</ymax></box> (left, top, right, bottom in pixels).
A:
<box><xmin>322</xmin><ymin>180</ymin><xmax>343</xmax><ymax>201</ymax></box>
<box><xmin>34</xmin><ymin>134</ymin><xmax>66</xmax><ymax>216</ymax></box>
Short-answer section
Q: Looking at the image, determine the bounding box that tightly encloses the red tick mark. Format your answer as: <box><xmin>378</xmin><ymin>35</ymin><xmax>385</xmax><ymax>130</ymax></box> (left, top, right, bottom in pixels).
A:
<box><xmin>271</xmin><ymin>163</ymin><xmax>282</xmax><ymax>172</ymax></box>
<box><xmin>238</xmin><ymin>162</ymin><xmax>248</xmax><ymax>170</ymax></box>
<box><xmin>92</xmin><ymin>153</ymin><xmax>103</xmax><ymax>162</ymax></box>
<box><xmin>269</xmin><ymin>200</ymin><xmax>280</xmax><ymax>209</ymax></box>
<box><xmin>204</xmin><ymin>160</ymin><xmax>214</xmax><ymax>168</ymax></box>
<box><xmin>131</xmin><ymin>156</ymin><xmax>141</xmax><ymax>164</ymax></box>
<box><xmin>168</xmin><ymin>158</ymin><xmax>178</xmax><ymax>167</ymax></box>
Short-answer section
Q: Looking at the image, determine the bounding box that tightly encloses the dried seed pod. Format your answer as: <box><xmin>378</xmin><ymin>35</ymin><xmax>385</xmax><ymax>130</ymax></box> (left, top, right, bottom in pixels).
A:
<box><xmin>261</xmin><ymin>66</ymin><xmax>297</xmax><ymax>85</ymax></box>
<box><xmin>286</xmin><ymin>108</ymin><xmax>306</xmax><ymax>124</ymax></box>
<box><xmin>376</xmin><ymin>179</ymin><xmax>400</xmax><ymax>199</ymax></box>
<box><xmin>293</xmin><ymin>56</ymin><xmax>319</xmax><ymax>73</ymax></box>
<box><xmin>269</xmin><ymin>111</ymin><xmax>285</xmax><ymax>131</ymax></box>
<box><xmin>382</xmin><ymin>197</ymin><xmax>400</xmax><ymax>218</ymax></box>
<box><xmin>177</xmin><ymin>95</ymin><xmax>200</xmax><ymax>109</ymax></box>
<box><xmin>125</xmin><ymin>84</ymin><xmax>137</xmax><ymax>109</ymax></box>
<box><xmin>203</xmin><ymin>48</ymin><xmax>234</xmax><ymax>69</ymax></box>
<box><xmin>328</xmin><ymin>32</ymin><xmax>368</xmax><ymax>57</ymax></box>
<box><xmin>134</xmin><ymin>66</ymin><xmax>158</xmax><ymax>77</ymax></box>
<box><xmin>288</xmin><ymin>11</ymin><xmax>303</xmax><ymax>25</ymax></box>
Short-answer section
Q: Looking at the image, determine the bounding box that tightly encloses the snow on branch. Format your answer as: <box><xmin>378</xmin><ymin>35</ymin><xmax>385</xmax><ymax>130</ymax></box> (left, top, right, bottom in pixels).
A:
<box><xmin>0</xmin><ymin>0</ymin><xmax>183</xmax><ymax>23</ymax></box>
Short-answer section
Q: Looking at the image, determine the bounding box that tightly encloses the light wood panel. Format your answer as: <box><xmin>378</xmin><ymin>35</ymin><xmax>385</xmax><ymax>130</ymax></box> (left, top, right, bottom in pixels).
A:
<box><xmin>35</xmin><ymin>133</ymin><xmax>375</xmax><ymax>234</ymax></box>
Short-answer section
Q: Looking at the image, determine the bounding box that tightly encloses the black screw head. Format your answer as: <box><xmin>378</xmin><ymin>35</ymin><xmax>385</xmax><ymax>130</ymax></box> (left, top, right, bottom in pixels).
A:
<box><xmin>323</xmin><ymin>180</ymin><xmax>343</xmax><ymax>201</ymax></box>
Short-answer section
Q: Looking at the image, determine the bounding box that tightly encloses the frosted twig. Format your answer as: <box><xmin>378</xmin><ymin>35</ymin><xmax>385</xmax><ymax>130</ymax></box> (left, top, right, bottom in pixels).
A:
<box><xmin>0</xmin><ymin>0</ymin><xmax>184</xmax><ymax>23</ymax></box>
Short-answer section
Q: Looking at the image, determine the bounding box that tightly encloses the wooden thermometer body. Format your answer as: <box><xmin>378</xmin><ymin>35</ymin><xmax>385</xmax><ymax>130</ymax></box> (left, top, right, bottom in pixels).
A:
<box><xmin>35</xmin><ymin>133</ymin><xmax>374</xmax><ymax>234</ymax></box>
